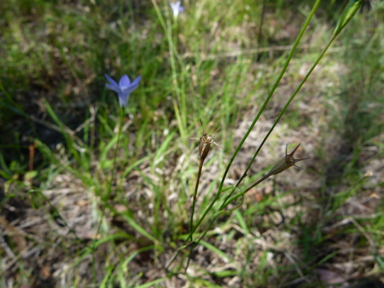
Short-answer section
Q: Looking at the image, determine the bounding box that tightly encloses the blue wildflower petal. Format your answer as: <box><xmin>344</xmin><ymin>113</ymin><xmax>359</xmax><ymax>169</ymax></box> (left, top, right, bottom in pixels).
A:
<box><xmin>105</xmin><ymin>74</ymin><xmax>119</xmax><ymax>87</ymax></box>
<box><xmin>130</xmin><ymin>75</ymin><xmax>141</xmax><ymax>87</ymax></box>
<box><xmin>118</xmin><ymin>92</ymin><xmax>130</xmax><ymax>107</ymax></box>
<box><xmin>119</xmin><ymin>75</ymin><xmax>131</xmax><ymax>88</ymax></box>
<box><xmin>124</xmin><ymin>86</ymin><xmax>138</xmax><ymax>95</ymax></box>
<box><xmin>105</xmin><ymin>72</ymin><xmax>141</xmax><ymax>108</ymax></box>
<box><xmin>106</xmin><ymin>83</ymin><xmax>122</xmax><ymax>94</ymax></box>
<box><xmin>122</xmin><ymin>76</ymin><xmax>141</xmax><ymax>95</ymax></box>
<box><xmin>170</xmin><ymin>1</ymin><xmax>184</xmax><ymax>17</ymax></box>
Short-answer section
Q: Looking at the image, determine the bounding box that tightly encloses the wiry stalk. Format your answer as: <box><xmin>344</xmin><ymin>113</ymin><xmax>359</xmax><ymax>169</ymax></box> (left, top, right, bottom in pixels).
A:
<box><xmin>185</xmin><ymin>157</ymin><xmax>205</xmax><ymax>273</ymax></box>
<box><xmin>186</xmin><ymin>121</ymin><xmax>221</xmax><ymax>272</ymax></box>
<box><xmin>166</xmin><ymin>121</ymin><xmax>221</xmax><ymax>272</ymax></box>
<box><xmin>91</xmin><ymin>107</ymin><xmax>124</xmax><ymax>284</ymax></box>
<box><xmin>184</xmin><ymin>0</ymin><xmax>322</xmax><ymax>254</ymax></box>
<box><xmin>190</xmin><ymin>175</ymin><xmax>270</xmax><ymax>248</ymax></box>
<box><xmin>167</xmin><ymin>0</ymin><xmax>364</xmax><ymax>274</ymax></box>
<box><xmin>186</xmin><ymin>143</ymin><xmax>310</xmax><ymax>270</ymax></box>
<box><xmin>189</xmin><ymin>158</ymin><xmax>205</xmax><ymax>243</ymax></box>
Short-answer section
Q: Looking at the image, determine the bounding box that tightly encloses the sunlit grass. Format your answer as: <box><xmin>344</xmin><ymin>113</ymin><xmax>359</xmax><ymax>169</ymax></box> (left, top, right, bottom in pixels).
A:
<box><xmin>0</xmin><ymin>0</ymin><xmax>383</xmax><ymax>287</ymax></box>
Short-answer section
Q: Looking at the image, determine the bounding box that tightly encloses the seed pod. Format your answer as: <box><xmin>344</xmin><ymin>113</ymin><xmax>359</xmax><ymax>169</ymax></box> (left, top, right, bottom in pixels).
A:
<box><xmin>198</xmin><ymin>138</ymin><xmax>211</xmax><ymax>162</ymax></box>
<box><xmin>333</xmin><ymin>0</ymin><xmax>365</xmax><ymax>36</ymax></box>
<box><xmin>268</xmin><ymin>143</ymin><xmax>309</xmax><ymax>176</ymax></box>
<box><xmin>190</xmin><ymin>120</ymin><xmax>222</xmax><ymax>163</ymax></box>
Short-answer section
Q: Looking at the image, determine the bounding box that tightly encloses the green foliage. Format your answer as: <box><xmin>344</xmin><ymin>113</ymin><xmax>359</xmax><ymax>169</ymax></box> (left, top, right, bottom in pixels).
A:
<box><xmin>1</xmin><ymin>0</ymin><xmax>383</xmax><ymax>287</ymax></box>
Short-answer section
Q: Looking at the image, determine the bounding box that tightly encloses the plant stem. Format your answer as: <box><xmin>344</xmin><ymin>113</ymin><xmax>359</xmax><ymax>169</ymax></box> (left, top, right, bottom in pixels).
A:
<box><xmin>185</xmin><ymin>158</ymin><xmax>205</xmax><ymax>272</ymax></box>
<box><xmin>91</xmin><ymin>107</ymin><xmax>124</xmax><ymax>284</ymax></box>
<box><xmin>151</xmin><ymin>0</ymin><xmax>186</xmax><ymax>138</ymax></box>
<box><xmin>190</xmin><ymin>0</ymin><xmax>322</xmax><ymax>246</ymax></box>
<box><xmin>184</xmin><ymin>173</ymin><xmax>271</xmax><ymax>268</ymax></box>
<box><xmin>188</xmin><ymin>33</ymin><xmax>339</xmax><ymax>266</ymax></box>
<box><xmin>189</xmin><ymin>159</ymin><xmax>204</xmax><ymax>241</ymax></box>
<box><xmin>167</xmin><ymin>0</ymin><xmax>322</xmax><ymax>273</ymax></box>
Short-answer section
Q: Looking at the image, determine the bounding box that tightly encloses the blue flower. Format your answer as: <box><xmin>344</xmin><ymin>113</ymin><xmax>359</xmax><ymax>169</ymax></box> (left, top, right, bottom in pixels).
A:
<box><xmin>105</xmin><ymin>74</ymin><xmax>141</xmax><ymax>107</ymax></box>
<box><xmin>170</xmin><ymin>1</ymin><xmax>184</xmax><ymax>17</ymax></box>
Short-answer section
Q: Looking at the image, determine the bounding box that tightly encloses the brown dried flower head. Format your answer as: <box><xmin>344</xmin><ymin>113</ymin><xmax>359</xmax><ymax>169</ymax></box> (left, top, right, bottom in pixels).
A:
<box><xmin>190</xmin><ymin>120</ymin><xmax>222</xmax><ymax>162</ymax></box>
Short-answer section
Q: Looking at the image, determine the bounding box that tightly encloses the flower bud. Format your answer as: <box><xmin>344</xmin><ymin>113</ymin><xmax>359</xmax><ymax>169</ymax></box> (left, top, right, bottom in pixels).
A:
<box><xmin>333</xmin><ymin>0</ymin><xmax>365</xmax><ymax>36</ymax></box>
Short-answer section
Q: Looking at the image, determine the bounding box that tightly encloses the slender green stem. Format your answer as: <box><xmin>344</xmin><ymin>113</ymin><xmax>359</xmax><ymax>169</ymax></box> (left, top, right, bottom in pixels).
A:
<box><xmin>185</xmin><ymin>174</ymin><xmax>270</xmax><ymax>267</ymax></box>
<box><xmin>189</xmin><ymin>34</ymin><xmax>338</xmax><ymax>261</ymax></box>
<box><xmin>190</xmin><ymin>0</ymin><xmax>322</xmax><ymax>243</ymax></box>
<box><xmin>257</xmin><ymin>0</ymin><xmax>267</xmax><ymax>46</ymax></box>
<box><xmin>232</xmin><ymin>0</ymin><xmax>362</xmax><ymax>198</ymax></box>
<box><xmin>220</xmin><ymin>0</ymin><xmax>323</xmax><ymax>208</ymax></box>
<box><xmin>167</xmin><ymin>0</ymin><xmax>322</xmax><ymax>273</ymax></box>
<box><xmin>151</xmin><ymin>0</ymin><xmax>186</xmax><ymax>138</ymax></box>
<box><xmin>168</xmin><ymin>0</ymin><xmax>362</xmax><ymax>274</ymax></box>
<box><xmin>168</xmin><ymin>20</ymin><xmax>185</xmax><ymax>129</ymax></box>
<box><xmin>171</xmin><ymin>14</ymin><xmax>187</xmax><ymax>127</ymax></box>
<box><xmin>91</xmin><ymin>107</ymin><xmax>124</xmax><ymax>284</ymax></box>
<box><xmin>189</xmin><ymin>34</ymin><xmax>340</xmax><ymax>262</ymax></box>
<box><xmin>238</xmin><ymin>34</ymin><xmax>338</xmax><ymax>189</ymax></box>
<box><xmin>224</xmin><ymin>174</ymin><xmax>271</xmax><ymax>209</ymax></box>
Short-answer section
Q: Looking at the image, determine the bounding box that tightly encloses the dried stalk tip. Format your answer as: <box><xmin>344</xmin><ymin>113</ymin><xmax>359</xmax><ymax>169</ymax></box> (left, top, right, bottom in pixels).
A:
<box><xmin>268</xmin><ymin>143</ymin><xmax>310</xmax><ymax>176</ymax></box>
<box><xmin>191</xmin><ymin>120</ymin><xmax>222</xmax><ymax>162</ymax></box>
<box><xmin>198</xmin><ymin>140</ymin><xmax>211</xmax><ymax>162</ymax></box>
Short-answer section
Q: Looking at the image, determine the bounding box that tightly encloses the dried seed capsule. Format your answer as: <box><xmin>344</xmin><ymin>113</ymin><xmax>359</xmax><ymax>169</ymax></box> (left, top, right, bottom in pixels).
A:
<box><xmin>268</xmin><ymin>143</ymin><xmax>309</xmax><ymax>176</ymax></box>
<box><xmin>189</xmin><ymin>120</ymin><xmax>223</xmax><ymax>163</ymax></box>
<box><xmin>198</xmin><ymin>138</ymin><xmax>211</xmax><ymax>162</ymax></box>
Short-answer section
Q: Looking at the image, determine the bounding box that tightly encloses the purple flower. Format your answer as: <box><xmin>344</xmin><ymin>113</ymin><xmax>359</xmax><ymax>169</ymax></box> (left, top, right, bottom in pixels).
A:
<box><xmin>170</xmin><ymin>1</ymin><xmax>184</xmax><ymax>17</ymax></box>
<box><xmin>105</xmin><ymin>74</ymin><xmax>141</xmax><ymax>107</ymax></box>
